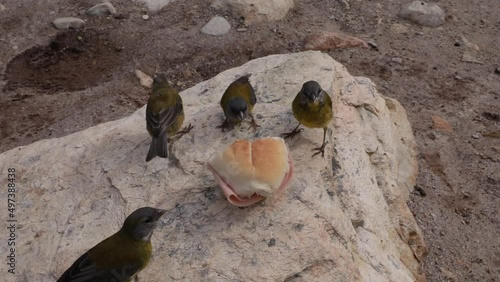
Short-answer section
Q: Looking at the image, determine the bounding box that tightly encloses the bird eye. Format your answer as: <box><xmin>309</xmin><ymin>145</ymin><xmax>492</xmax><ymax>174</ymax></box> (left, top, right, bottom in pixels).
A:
<box><xmin>145</xmin><ymin>217</ymin><xmax>153</xmax><ymax>223</ymax></box>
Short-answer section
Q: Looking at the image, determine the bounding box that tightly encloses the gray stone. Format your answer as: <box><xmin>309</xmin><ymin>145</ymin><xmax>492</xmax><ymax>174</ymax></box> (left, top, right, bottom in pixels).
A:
<box><xmin>0</xmin><ymin>51</ymin><xmax>426</xmax><ymax>282</ymax></box>
<box><xmin>135</xmin><ymin>70</ymin><xmax>153</xmax><ymax>88</ymax></box>
<box><xmin>201</xmin><ymin>16</ymin><xmax>231</xmax><ymax>36</ymax></box>
<box><xmin>86</xmin><ymin>2</ymin><xmax>117</xmax><ymax>16</ymax></box>
<box><xmin>390</xmin><ymin>23</ymin><xmax>410</xmax><ymax>34</ymax></box>
<box><xmin>52</xmin><ymin>17</ymin><xmax>85</xmax><ymax>29</ymax></box>
<box><xmin>391</xmin><ymin>57</ymin><xmax>403</xmax><ymax>64</ymax></box>
<box><xmin>211</xmin><ymin>0</ymin><xmax>294</xmax><ymax>25</ymax></box>
<box><xmin>135</xmin><ymin>0</ymin><xmax>175</xmax><ymax>13</ymax></box>
<box><xmin>399</xmin><ymin>1</ymin><xmax>445</xmax><ymax>27</ymax></box>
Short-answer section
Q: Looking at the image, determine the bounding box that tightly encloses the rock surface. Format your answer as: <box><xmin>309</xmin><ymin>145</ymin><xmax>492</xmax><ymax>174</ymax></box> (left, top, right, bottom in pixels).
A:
<box><xmin>211</xmin><ymin>0</ymin><xmax>294</xmax><ymax>25</ymax></box>
<box><xmin>201</xmin><ymin>16</ymin><xmax>231</xmax><ymax>36</ymax></box>
<box><xmin>52</xmin><ymin>17</ymin><xmax>85</xmax><ymax>29</ymax></box>
<box><xmin>0</xmin><ymin>51</ymin><xmax>426</xmax><ymax>281</ymax></box>
<box><xmin>399</xmin><ymin>1</ymin><xmax>445</xmax><ymax>28</ymax></box>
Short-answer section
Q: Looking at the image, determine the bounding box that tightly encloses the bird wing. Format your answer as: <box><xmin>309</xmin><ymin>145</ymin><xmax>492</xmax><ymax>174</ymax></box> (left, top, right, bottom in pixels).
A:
<box><xmin>249</xmin><ymin>85</ymin><xmax>257</xmax><ymax>106</ymax></box>
<box><xmin>146</xmin><ymin>98</ymin><xmax>183</xmax><ymax>137</ymax></box>
<box><xmin>57</xmin><ymin>251</ymin><xmax>142</xmax><ymax>282</ymax></box>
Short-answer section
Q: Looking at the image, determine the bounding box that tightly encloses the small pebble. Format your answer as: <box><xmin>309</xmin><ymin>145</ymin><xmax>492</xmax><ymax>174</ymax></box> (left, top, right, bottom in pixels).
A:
<box><xmin>236</xmin><ymin>27</ymin><xmax>248</xmax><ymax>32</ymax></box>
<box><xmin>135</xmin><ymin>69</ymin><xmax>153</xmax><ymax>88</ymax></box>
<box><xmin>181</xmin><ymin>70</ymin><xmax>192</xmax><ymax>78</ymax></box>
<box><xmin>391</xmin><ymin>57</ymin><xmax>403</xmax><ymax>64</ymax></box>
<box><xmin>142</xmin><ymin>14</ymin><xmax>149</xmax><ymax>20</ymax></box>
<box><xmin>368</xmin><ymin>41</ymin><xmax>378</xmax><ymax>50</ymax></box>
<box><xmin>495</xmin><ymin>67</ymin><xmax>500</xmax><ymax>75</ymax></box>
<box><xmin>428</xmin><ymin>132</ymin><xmax>437</xmax><ymax>140</ymax></box>
<box><xmin>472</xmin><ymin>133</ymin><xmax>481</xmax><ymax>139</ymax></box>
<box><xmin>201</xmin><ymin>16</ymin><xmax>231</xmax><ymax>36</ymax></box>
<box><xmin>390</xmin><ymin>23</ymin><xmax>409</xmax><ymax>34</ymax></box>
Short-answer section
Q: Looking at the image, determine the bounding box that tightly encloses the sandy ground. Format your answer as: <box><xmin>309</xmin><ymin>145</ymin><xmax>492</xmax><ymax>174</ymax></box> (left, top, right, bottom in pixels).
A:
<box><xmin>1</xmin><ymin>0</ymin><xmax>499</xmax><ymax>281</ymax></box>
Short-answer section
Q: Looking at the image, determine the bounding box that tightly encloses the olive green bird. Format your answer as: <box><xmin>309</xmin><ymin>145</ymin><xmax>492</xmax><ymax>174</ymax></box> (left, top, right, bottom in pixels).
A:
<box><xmin>217</xmin><ymin>74</ymin><xmax>259</xmax><ymax>131</ymax></box>
<box><xmin>146</xmin><ymin>75</ymin><xmax>193</xmax><ymax>162</ymax></box>
<box><xmin>57</xmin><ymin>207</ymin><xmax>166</xmax><ymax>282</ymax></box>
<box><xmin>281</xmin><ymin>81</ymin><xmax>333</xmax><ymax>157</ymax></box>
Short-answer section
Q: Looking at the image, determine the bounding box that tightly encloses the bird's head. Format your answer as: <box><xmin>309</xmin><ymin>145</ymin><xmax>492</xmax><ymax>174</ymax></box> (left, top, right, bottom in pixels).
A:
<box><xmin>301</xmin><ymin>80</ymin><xmax>324</xmax><ymax>104</ymax></box>
<box><xmin>228</xmin><ymin>97</ymin><xmax>249</xmax><ymax>121</ymax></box>
<box><xmin>152</xmin><ymin>74</ymin><xmax>173</xmax><ymax>96</ymax></box>
<box><xmin>121</xmin><ymin>207</ymin><xmax>166</xmax><ymax>242</ymax></box>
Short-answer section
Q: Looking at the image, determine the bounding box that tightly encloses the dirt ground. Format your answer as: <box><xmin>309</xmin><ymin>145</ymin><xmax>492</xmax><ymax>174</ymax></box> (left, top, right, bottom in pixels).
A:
<box><xmin>1</xmin><ymin>0</ymin><xmax>499</xmax><ymax>281</ymax></box>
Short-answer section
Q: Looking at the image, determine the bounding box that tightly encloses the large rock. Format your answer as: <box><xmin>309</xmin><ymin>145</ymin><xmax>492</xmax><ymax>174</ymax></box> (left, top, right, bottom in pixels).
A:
<box><xmin>398</xmin><ymin>1</ymin><xmax>445</xmax><ymax>28</ymax></box>
<box><xmin>211</xmin><ymin>0</ymin><xmax>294</xmax><ymax>25</ymax></box>
<box><xmin>0</xmin><ymin>51</ymin><xmax>426</xmax><ymax>281</ymax></box>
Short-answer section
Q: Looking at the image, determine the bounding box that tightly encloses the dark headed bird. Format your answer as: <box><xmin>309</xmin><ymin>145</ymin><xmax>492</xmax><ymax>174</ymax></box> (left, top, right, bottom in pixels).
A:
<box><xmin>218</xmin><ymin>74</ymin><xmax>258</xmax><ymax>131</ymax></box>
<box><xmin>281</xmin><ymin>81</ymin><xmax>333</xmax><ymax>157</ymax></box>
<box><xmin>146</xmin><ymin>75</ymin><xmax>193</xmax><ymax>162</ymax></box>
<box><xmin>57</xmin><ymin>207</ymin><xmax>166</xmax><ymax>282</ymax></box>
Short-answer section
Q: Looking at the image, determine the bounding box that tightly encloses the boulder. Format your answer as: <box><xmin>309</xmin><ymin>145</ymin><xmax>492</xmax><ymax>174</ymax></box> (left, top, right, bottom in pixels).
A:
<box><xmin>211</xmin><ymin>0</ymin><xmax>294</xmax><ymax>25</ymax></box>
<box><xmin>0</xmin><ymin>51</ymin><xmax>426</xmax><ymax>281</ymax></box>
<box><xmin>398</xmin><ymin>1</ymin><xmax>445</xmax><ymax>28</ymax></box>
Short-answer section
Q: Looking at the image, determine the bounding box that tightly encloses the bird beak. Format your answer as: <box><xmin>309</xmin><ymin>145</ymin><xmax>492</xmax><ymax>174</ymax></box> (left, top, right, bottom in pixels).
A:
<box><xmin>154</xmin><ymin>209</ymin><xmax>167</xmax><ymax>221</ymax></box>
<box><xmin>238</xmin><ymin>111</ymin><xmax>245</xmax><ymax>121</ymax></box>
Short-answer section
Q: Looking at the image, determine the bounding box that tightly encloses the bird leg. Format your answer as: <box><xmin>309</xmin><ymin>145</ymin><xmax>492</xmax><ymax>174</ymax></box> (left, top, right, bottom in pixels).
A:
<box><xmin>312</xmin><ymin>127</ymin><xmax>328</xmax><ymax>157</ymax></box>
<box><xmin>169</xmin><ymin>124</ymin><xmax>194</xmax><ymax>142</ymax></box>
<box><xmin>281</xmin><ymin>124</ymin><xmax>303</xmax><ymax>140</ymax></box>
<box><xmin>216</xmin><ymin>119</ymin><xmax>231</xmax><ymax>132</ymax></box>
<box><xmin>248</xmin><ymin>114</ymin><xmax>260</xmax><ymax>131</ymax></box>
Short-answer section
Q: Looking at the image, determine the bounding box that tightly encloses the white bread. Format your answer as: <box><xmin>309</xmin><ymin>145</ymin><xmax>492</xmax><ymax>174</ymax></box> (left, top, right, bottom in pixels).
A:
<box><xmin>208</xmin><ymin>137</ymin><xmax>293</xmax><ymax>207</ymax></box>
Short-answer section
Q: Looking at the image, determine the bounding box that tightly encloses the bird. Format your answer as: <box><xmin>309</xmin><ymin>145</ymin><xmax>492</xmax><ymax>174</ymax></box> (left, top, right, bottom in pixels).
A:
<box><xmin>145</xmin><ymin>74</ymin><xmax>193</xmax><ymax>162</ymax></box>
<box><xmin>217</xmin><ymin>74</ymin><xmax>259</xmax><ymax>131</ymax></box>
<box><xmin>57</xmin><ymin>207</ymin><xmax>167</xmax><ymax>282</ymax></box>
<box><xmin>281</xmin><ymin>81</ymin><xmax>333</xmax><ymax>157</ymax></box>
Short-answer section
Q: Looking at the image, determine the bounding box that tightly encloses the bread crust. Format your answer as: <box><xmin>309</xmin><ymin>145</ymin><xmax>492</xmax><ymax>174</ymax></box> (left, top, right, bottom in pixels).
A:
<box><xmin>208</xmin><ymin>137</ymin><xmax>293</xmax><ymax>207</ymax></box>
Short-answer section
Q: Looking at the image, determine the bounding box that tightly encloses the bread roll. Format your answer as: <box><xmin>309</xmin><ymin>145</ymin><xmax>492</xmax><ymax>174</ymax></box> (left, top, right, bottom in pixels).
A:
<box><xmin>207</xmin><ymin>137</ymin><xmax>293</xmax><ymax>207</ymax></box>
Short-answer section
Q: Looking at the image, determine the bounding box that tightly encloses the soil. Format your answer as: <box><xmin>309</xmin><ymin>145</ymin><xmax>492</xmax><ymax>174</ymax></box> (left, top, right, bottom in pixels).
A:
<box><xmin>1</xmin><ymin>0</ymin><xmax>499</xmax><ymax>281</ymax></box>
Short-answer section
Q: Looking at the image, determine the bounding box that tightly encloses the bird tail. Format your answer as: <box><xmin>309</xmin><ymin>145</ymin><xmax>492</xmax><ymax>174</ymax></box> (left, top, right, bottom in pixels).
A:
<box><xmin>146</xmin><ymin>132</ymin><xmax>169</xmax><ymax>162</ymax></box>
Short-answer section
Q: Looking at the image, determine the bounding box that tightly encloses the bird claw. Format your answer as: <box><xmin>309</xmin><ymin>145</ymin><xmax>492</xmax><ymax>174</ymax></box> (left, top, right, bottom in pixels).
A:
<box><xmin>216</xmin><ymin>120</ymin><xmax>230</xmax><ymax>132</ymax></box>
<box><xmin>311</xmin><ymin>141</ymin><xmax>329</xmax><ymax>157</ymax></box>
<box><xmin>281</xmin><ymin>127</ymin><xmax>303</xmax><ymax>140</ymax></box>
<box><xmin>249</xmin><ymin>115</ymin><xmax>260</xmax><ymax>131</ymax></box>
<box><xmin>171</xmin><ymin>124</ymin><xmax>194</xmax><ymax>141</ymax></box>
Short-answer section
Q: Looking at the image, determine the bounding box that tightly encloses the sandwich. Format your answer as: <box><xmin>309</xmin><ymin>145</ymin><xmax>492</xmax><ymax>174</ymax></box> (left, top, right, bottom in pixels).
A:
<box><xmin>207</xmin><ymin>137</ymin><xmax>294</xmax><ymax>207</ymax></box>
